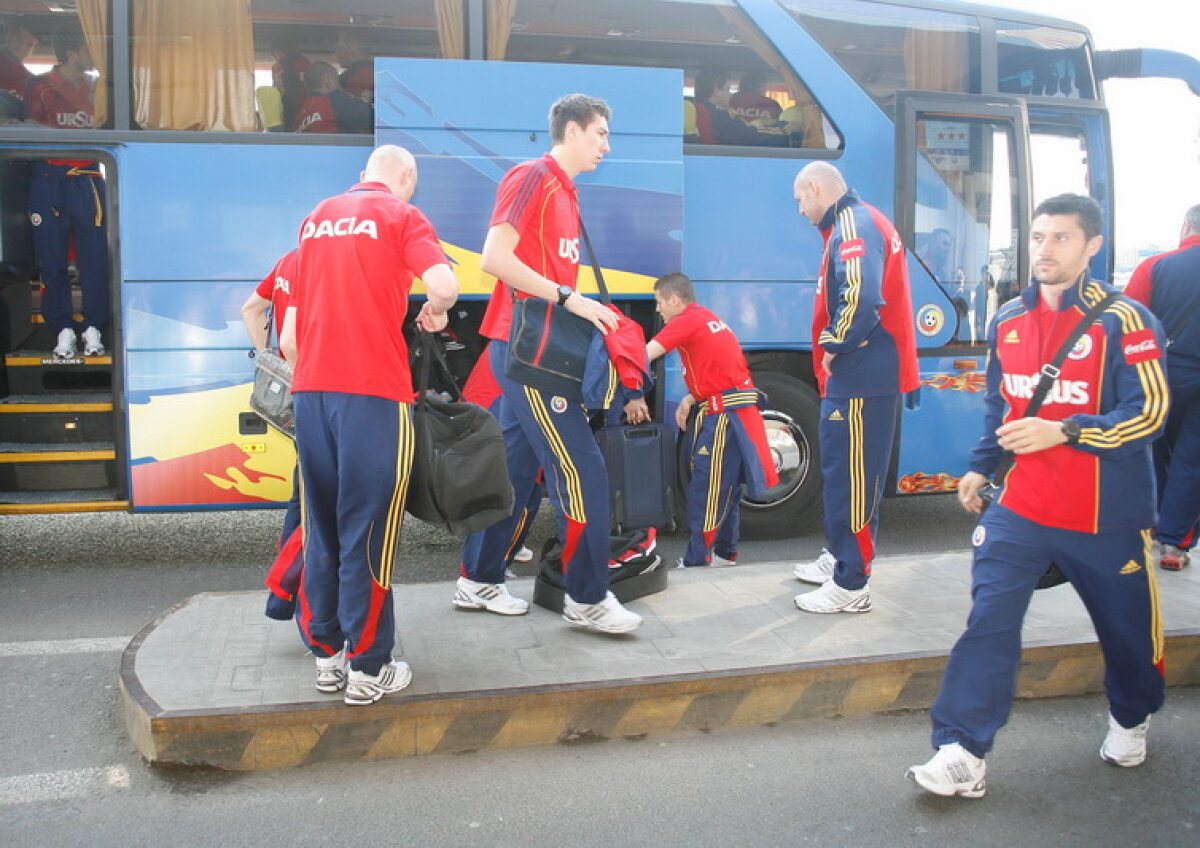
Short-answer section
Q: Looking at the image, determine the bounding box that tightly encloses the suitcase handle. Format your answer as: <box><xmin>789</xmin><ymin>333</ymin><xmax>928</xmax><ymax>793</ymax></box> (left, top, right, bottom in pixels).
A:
<box><xmin>623</xmin><ymin>425</ymin><xmax>659</xmax><ymax>440</ymax></box>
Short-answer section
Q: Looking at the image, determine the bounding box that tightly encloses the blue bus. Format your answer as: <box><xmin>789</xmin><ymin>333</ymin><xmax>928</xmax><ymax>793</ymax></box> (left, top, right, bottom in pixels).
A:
<box><xmin>0</xmin><ymin>0</ymin><xmax>1195</xmax><ymax>536</ymax></box>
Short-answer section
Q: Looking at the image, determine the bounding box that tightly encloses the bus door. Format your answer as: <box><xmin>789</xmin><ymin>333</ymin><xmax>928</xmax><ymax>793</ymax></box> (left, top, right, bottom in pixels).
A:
<box><xmin>0</xmin><ymin>146</ymin><xmax>124</xmax><ymax>515</ymax></box>
<box><xmin>892</xmin><ymin>94</ymin><xmax>1030</xmax><ymax>496</ymax></box>
<box><xmin>1026</xmin><ymin>105</ymin><xmax>1113</xmax><ymax>282</ymax></box>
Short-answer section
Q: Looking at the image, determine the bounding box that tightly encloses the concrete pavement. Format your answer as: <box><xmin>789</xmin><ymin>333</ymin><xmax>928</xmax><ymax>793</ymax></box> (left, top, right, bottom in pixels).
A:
<box><xmin>120</xmin><ymin>552</ymin><xmax>1200</xmax><ymax>770</ymax></box>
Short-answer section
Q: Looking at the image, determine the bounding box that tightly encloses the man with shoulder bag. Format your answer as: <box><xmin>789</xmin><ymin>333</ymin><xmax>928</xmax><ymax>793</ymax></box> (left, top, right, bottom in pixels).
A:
<box><xmin>909</xmin><ymin>194</ymin><xmax>1170</xmax><ymax>798</ymax></box>
<box><xmin>454</xmin><ymin>93</ymin><xmax>642</xmax><ymax>634</ymax></box>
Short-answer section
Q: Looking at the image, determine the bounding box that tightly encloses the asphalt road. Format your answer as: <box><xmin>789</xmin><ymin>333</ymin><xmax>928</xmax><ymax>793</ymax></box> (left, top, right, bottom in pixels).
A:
<box><xmin>5</xmin><ymin>496</ymin><xmax>1195</xmax><ymax>846</ymax></box>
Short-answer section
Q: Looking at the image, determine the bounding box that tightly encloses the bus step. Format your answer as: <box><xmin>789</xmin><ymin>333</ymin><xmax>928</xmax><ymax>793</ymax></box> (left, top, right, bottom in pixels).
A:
<box><xmin>0</xmin><ymin>393</ymin><xmax>115</xmax><ymax>443</ymax></box>
<box><xmin>3</xmin><ymin>351</ymin><xmax>113</xmax><ymax>395</ymax></box>
<box><xmin>0</xmin><ymin>488</ymin><xmax>127</xmax><ymax>514</ymax></box>
<box><xmin>0</xmin><ymin>442</ymin><xmax>117</xmax><ymax>492</ymax></box>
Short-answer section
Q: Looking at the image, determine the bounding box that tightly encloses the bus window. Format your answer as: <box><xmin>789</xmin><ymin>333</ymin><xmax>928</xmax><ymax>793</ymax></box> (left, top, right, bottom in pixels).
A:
<box><xmin>997</xmin><ymin>21</ymin><xmax>1095</xmax><ymax>100</ymax></box>
<box><xmin>1031</xmin><ymin>130</ymin><xmax>1091</xmax><ymax>201</ymax></box>
<box><xmin>780</xmin><ymin>0</ymin><xmax>979</xmax><ymax>116</ymax></box>
<box><xmin>498</xmin><ymin>0</ymin><xmax>836</xmax><ymax>150</ymax></box>
<box><xmin>0</xmin><ymin>3</ymin><xmax>112</xmax><ymax>129</ymax></box>
<box><xmin>912</xmin><ymin>115</ymin><xmax>1020</xmax><ymax>343</ymax></box>
<box><xmin>250</xmin><ymin>3</ymin><xmax>443</xmax><ymax>133</ymax></box>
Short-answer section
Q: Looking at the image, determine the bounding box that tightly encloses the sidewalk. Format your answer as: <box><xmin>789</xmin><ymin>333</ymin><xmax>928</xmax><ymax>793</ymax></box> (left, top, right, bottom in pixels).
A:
<box><xmin>120</xmin><ymin>553</ymin><xmax>1200</xmax><ymax>770</ymax></box>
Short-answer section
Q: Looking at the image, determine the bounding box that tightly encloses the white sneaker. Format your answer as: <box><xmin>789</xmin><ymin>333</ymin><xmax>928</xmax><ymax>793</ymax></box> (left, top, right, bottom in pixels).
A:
<box><xmin>453</xmin><ymin>576</ymin><xmax>529</xmax><ymax>615</ymax></box>
<box><xmin>512</xmin><ymin>545</ymin><xmax>534</xmax><ymax>563</ymax></box>
<box><xmin>907</xmin><ymin>743</ymin><xmax>987</xmax><ymax>798</ymax></box>
<box><xmin>314</xmin><ymin>650</ymin><xmax>346</xmax><ymax>693</ymax></box>
<box><xmin>344</xmin><ymin>660</ymin><xmax>413</xmax><ymax>706</ymax></box>
<box><xmin>793</xmin><ymin>548</ymin><xmax>836</xmax><ymax>584</ymax></box>
<box><xmin>81</xmin><ymin>325</ymin><xmax>105</xmax><ymax>355</ymax></box>
<box><xmin>1100</xmin><ymin>713</ymin><xmax>1149</xmax><ymax>767</ymax></box>
<box><xmin>562</xmin><ymin>591</ymin><xmax>642</xmax><ymax>633</ymax></box>
<box><xmin>794</xmin><ymin>579</ymin><xmax>871</xmax><ymax>614</ymax></box>
<box><xmin>712</xmin><ymin>553</ymin><xmax>737</xmax><ymax>567</ymax></box>
<box><xmin>53</xmin><ymin>328</ymin><xmax>77</xmax><ymax>358</ymax></box>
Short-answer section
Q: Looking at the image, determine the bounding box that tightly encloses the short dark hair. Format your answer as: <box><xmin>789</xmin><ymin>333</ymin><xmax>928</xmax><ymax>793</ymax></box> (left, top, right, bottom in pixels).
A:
<box><xmin>654</xmin><ymin>271</ymin><xmax>695</xmax><ymax>303</ymax></box>
<box><xmin>1032</xmin><ymin>193</ymin><xmax>1104</xmax><ymax>241</ymax></box>
<box><xmin>51</xmin><ymin>27</ymin><xmax>83</xmax><ymax>64</ymax></box>
<box><xmin>740</xmin><ymin>70</ymin><xmax>766</xmax><ymax>95</ymax></box>
<box><xmin>693</xmin><ymin>69</ymin><xmax>730</xmax><ymax>102</ymax></box>
<box><xmin>549</xmin><ymin>94</ymin><xmax>611</xmax><ymax>143</ymax></box>
<box><xmin>1184</xmin><ymin>204</ymin><xmax>1200</xmax><ymax>233</ymax></box>
<box><xmin>304</xmin><ymin>61</ymin><xmax>338</xmax><ymax>91</ymax></box>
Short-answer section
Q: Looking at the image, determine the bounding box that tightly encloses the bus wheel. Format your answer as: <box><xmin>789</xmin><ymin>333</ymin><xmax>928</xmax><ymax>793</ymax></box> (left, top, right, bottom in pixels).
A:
<box><xmin>739</xmin><ymin>371</ymin><xmax>822</xmax><ymax>540</ymax></box>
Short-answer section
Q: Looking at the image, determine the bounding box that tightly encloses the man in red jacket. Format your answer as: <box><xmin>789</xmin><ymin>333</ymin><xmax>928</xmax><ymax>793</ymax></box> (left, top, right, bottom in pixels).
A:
<box><xmin>791</xmin><ymin>161</ymin><xmax>918</xmax><ymax>614</ymax></box>
<box><xmin>1124</xmin><ymin>204</ymin><xmax>1200</xmax><ymax>570</ymax></box>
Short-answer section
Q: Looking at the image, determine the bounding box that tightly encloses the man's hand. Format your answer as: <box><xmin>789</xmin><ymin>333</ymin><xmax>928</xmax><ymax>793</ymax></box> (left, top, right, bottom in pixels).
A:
<box><xmin>674</xmin><ymin>395</ymin><xmax>696</xmax><ymax>431</ymax></box>
<box><xmin>416</xmin><ymin>302</ymin><xmax>448</xmax><ymax>333</ymax></box>
<box><xmin>996</xmin><ymin>417</ymin><xmax>1068</xmax><ymax>455</ymax></box>
<box><xmin>565</xmin><ymin>293</ymin><xmax>620</xmax><ymax>335</ymax></box>
<box><xmin>624</xmin><ymin>397</ymin><xmax>650</xmax><ymax>424</ymax></box>
<box><xmin>956</xmin><ymin>470</ymin><xmax>989</xmax><ymax>514</ymax></box>
<box><xmin>821</xmin><ymin>351</ymin><xmax>835</xmax><ymax>377</ymax></box>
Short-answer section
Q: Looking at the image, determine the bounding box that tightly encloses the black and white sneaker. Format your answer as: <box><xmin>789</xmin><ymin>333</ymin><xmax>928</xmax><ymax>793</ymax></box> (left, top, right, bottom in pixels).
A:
<box><xmin>562</xmin><ymin>591</ymin><xmax>642</xmax><ymax>633</ymax></box>
<box><xmin>53</xmin><ymin>328</ymin><xmax>77</xmax><ymax>358</ymax></box>
<box><xmin>344</xmin><ymin>660</ymin><xmax>413</xmax><ymax>706</ymax></box>
<box><xmin>907</xmin><ymin>743</ymin><xmax>987</xmax><ymax>798</ymax></box>
<box><xmin>314</xmin><ymin>650</ymin><xmax>346</xmax><ymax>693</ymax></box>
<box><xmin>794</xmin><ymin>580</ymin><xmax>871</xmax><ymax>614</ymax></box>
<box><xmin>453</xmin><ymin>576</ymin><xmax>529</xmax><ymax>615</ymax></box>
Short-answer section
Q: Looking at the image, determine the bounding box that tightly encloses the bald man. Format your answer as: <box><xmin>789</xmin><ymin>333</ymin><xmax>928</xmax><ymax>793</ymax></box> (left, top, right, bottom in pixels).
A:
<box><xmin>790</xmin><ymin>162</ymin><xmax>918</xmax><ymax>613</ymax></box>
<box><xmin>281</xmin><ymin>145</ymin><xmax>459</xmax><ymax>705</ymax></box>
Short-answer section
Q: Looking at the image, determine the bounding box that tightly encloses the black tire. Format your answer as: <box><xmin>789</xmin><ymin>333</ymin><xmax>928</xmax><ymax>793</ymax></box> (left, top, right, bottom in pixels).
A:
<box><xmin>741</xmin><ymin>371</ymin><xmax>822</xmax><ymax>539</ymax></box>
<box><xmin>675</xmin><ymin>371</ymin><xmax>822</xmax><ymax>540</ymax></box>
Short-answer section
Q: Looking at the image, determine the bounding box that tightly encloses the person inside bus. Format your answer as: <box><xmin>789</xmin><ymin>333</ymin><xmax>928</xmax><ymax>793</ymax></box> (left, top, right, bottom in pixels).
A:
<box><xmin>270</xmin><ymin>36</ymin><xmax>310</xmax><ymax>132</ymax></box>
<box><xmin>335</xmin><ymin>30</ymin><xmax>374</xmax><ymax>105</ymax></box>
<box><xmin>690</xmin><ymin>69</ymin><xmax>787</xmax><ymax>147</ymax></box>
<box><xmin>294</xmin><ymin>61</ymin><xmax>372</xmax><ymax>135</ymax></box>
<box><xmin>917</xmin><ymin>227</ymin><xmax>958</xmax><ymax>282</ymax></box>
<box><xmin>26</xmin><ymin>28</ymin><xmax>109</xmax><ymax>358</ymax></box>
<box><xmin>0</xmin><ymin>21</ymin><xmax>37</xmax><ymax>105</ymax></box>
<box><xmin>728</xmin><ymin>70</ymin><xmax>781</xmax><ymax>124</ymax></box>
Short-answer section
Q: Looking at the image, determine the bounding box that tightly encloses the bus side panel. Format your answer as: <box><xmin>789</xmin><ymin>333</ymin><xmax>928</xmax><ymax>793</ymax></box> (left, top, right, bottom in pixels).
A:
<box><xmin>374</xmin><ymin>59</ymin><xmax>684</xmax><ymax>299</ymax></box>
<box><xmin>894</xmin><ymin>354</ymin><xmax>987</xmax><ymax>495</ymax></box>
<box><xmin>119</xmin><ymin>143</ymin><xmax>365</xmax><ymax>510</ymax></box>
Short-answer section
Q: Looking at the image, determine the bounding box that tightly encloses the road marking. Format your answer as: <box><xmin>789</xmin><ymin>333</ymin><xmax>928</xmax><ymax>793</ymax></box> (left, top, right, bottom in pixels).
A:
<box><xmin>0</xmin><ymin>637</ymin><xmax>128</xmax><ymax>657</ymax></box>
<box><xmin>0</xmin><ymin>766</ymin><xmax>131</xmax><ymax>807</ymax></box>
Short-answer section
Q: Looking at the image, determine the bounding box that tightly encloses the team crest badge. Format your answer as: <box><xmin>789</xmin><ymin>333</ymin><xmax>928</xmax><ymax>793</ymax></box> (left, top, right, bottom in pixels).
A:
<box><xmin>1068</xmin><ymin>334</ymin><xmax>1093</xmax><ymax>360</ymax></box>
<box><xmin>30</xmin><ymin>213</ymin><xmax>42</xmax><ymax>226</ymax></box>
<box><xmin>916</xmin><ymin>304</ymin><xmax>944</xmax><ymax>337</ymax></box>
<box><xmin>972</xmin><ymin>525</ymin><xmax>986</xmax><ymax>547</ymax></box>
<box><xmin>550</xmin><ymin>396</ymin><xmax>568</xmax><ymax>414</ymax></box>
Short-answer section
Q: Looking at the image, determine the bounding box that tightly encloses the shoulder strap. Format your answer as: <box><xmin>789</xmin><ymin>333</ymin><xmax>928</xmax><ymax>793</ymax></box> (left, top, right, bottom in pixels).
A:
<box><xmin>991</xmin><ymin>291</ymin><xmax>1118</xmax><ymax>484</ymax></box>
<box><xmin>577</xmin><ymin>215</ymin><xmax>612</xmax><ymax>306</ymax></box>
<box><xmin>1025</xmin><ymin>291</ymin><xmax>1119</xmax><ymax>418</ymax></box>
<box><xmin>413</xmin><ymin>331</ymin><xmax>463</xmax><ymax>411</ymax></box>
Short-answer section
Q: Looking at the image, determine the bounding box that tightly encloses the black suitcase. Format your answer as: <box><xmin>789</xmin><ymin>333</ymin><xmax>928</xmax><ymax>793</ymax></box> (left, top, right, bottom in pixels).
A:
<box><xmin>595</xmin><ymin>423</ymin><xmax>676</xmax><ymax>533</ymax></box>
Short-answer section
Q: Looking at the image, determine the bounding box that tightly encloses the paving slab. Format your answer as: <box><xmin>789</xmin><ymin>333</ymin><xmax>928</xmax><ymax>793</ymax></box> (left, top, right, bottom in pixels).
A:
<box><xmin>120</xmin><ymin>553</ymin><xmax>1200</xmax><ymax>770</ymax></box>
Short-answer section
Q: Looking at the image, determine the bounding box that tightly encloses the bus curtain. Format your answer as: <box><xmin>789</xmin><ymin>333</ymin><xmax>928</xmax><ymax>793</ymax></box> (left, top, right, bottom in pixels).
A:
<box><xmin>76</xmin><ymin>0</ymin><xmax>108</xmax><ymax>127</ymax></box>
<box><xmin>436</xmin><ymin>0</ymin><xmax>465</xmax><ymax>59</ymax></box>
<box><xmin>488</xmin><ymin>0</ymin><xmax>518</xmax><ymax>61</ymax></box>
<box><xmin>132</xmin><ymin>0</ymin><xmax>257</xmax><ymax>132</ymax></box>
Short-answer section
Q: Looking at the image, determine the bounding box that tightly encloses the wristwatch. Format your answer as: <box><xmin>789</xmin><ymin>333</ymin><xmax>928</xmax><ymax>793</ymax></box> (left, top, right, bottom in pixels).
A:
<box><xmin>1061</xmin><ymin>418</ymin><xmax>1081</xmax><ymax>445</ymax></box>
<box><xmin>555</xmin><ymin>284</ymin><xmax>574</xmax><ymax>306</ymax></box>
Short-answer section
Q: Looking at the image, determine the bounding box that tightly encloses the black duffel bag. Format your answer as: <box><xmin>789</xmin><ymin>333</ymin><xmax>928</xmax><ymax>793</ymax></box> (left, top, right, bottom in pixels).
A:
<box><xmin>407</xmin><ymin>333</ymin><xmax>513</xmax><ymax>535</ymax></box>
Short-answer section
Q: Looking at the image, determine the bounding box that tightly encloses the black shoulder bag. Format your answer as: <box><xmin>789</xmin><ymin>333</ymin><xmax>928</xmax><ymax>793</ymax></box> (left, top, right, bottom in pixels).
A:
<box><xmin>980</xmin><ymin>292</ymin><xmax>1118</xmax><ymax>589</ymax></box>
<box><xmin>504</xmin><ymin>217</ymin><xmax>611</xmax><ymax>401</ymax></box>
<box><xmin>248</xmin><ymin>307</ymin><xmax>296</xmax><ymax>438</ymax></box>
<box><xmin>407</xmin><ymin>332</ymin><xmax>514</xmax><ymax>536</ymax></box>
